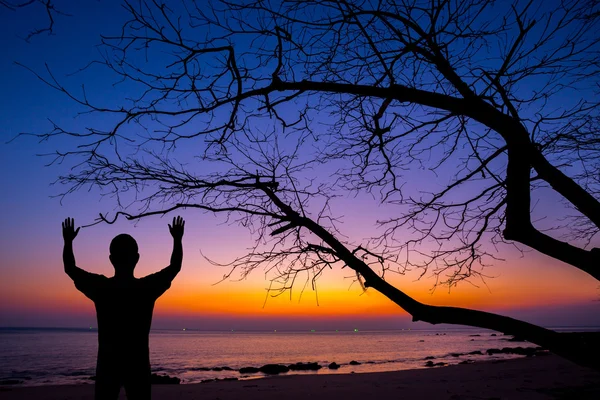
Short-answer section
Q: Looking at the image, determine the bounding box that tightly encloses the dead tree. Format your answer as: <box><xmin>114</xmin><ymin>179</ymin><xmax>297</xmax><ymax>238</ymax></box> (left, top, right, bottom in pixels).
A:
<box><xmin>22</xmin><ymin>0</ymin><xmax>600</xmax><ymax>369</ymax></box>
<box><xmin>1</xmin><ymin>0</ymin><xmax>67</xmax><ymax>41</ymax></box>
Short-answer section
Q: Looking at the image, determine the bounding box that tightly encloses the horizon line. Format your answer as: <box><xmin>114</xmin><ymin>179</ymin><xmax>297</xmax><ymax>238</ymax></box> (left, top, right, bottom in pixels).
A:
<box><xmin>2</xmin><ymin>325</ymin><xmax>599</xmax><ymax>332</ymax></box>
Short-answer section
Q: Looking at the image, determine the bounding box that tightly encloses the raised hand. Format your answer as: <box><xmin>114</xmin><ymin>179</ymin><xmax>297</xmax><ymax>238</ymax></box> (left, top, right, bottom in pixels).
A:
<box><xmin>62</xmin><ymin>218</ymin><xmax>80</xmax><ymax>242</ymax></box>
<box><xmin>168</xmin><ymin>216</ymin><xmax>185</xmax><ymax>240</ymax></box>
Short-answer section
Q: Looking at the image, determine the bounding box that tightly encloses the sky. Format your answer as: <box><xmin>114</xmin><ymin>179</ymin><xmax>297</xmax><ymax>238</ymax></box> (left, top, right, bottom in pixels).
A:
<box><xmin>0</xmin><ymin>0</ymin><xmax>599</xmax><ymax>331</ymax></box>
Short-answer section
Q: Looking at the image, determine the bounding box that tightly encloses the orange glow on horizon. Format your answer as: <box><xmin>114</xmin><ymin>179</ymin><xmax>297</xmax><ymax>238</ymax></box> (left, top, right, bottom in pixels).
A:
<box><xmin>2</xmin><ymin>246</ymin><xmax>598</xmax><ymax>326</ymax></box>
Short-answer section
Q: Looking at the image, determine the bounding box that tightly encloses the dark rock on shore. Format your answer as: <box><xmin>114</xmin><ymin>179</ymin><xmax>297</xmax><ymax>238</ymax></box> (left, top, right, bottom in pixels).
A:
<box><xmin>259</xmin><ymin>364</ymin><xmax>290</xmax><ymax>374</ymax></box>
<box><xmin>424</xmin><ymin>356</ymin><xmax>435</xmax><ymax>360</ymax></box>
<box><xmin>349</xmin><ymin>360</ymin><xmax>361</xmax><ymax>365</ymax></box>
<box><xmin>208</xmin><ymin>366</ymin><xmax>234</xmax><ymax>371</ymax></box>
<box><xmin>486</xmin><ymin>346</ymin><xmax>544</xmax><ymax>357</ymax></box>
<box><xmin>468</xmin><ymin>350</ymin><xmax>483</xmax><ymax>355</ymax></box>
<box><xmin>288</xmin><ymin>362</ymin><xmax>322</xmax><ymax>371</ymax></box>
<box><xmin>328</xmin><ymin>362</ymin><xmax>340</xmax><ymax>369</ymax></box>
<box><xmin>469</xmin><ymin>334</ymin><xmax>481</xmax><ymax>337</ymax></box>
<box><xmin>425</xmin><ymin>361</ymin><xmax>447</xmax><ymax>367</ymax></box>
<box><xmin>151</xmin><ymin>373</ymin><xmax>180</xmax><ymax>384</ymax></box>
<box><xmin>239</xmin><ymin>367</ymin><xmax>260</xmax><ymax>374</ymax></box>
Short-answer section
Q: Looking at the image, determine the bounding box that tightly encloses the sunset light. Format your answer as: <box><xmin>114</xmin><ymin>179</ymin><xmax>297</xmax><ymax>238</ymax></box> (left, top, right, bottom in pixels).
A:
<box><xmin>1</xmin><ymin>0</ymin><xmax>600</xmax><ymax>398</ymax></box>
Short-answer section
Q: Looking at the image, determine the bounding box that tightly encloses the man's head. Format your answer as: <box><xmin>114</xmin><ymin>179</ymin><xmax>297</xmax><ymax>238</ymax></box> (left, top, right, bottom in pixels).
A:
<box><xmin>109</xmin><ymin>234</ymin><xmax>139</xmax><ymax>273</ymax></box>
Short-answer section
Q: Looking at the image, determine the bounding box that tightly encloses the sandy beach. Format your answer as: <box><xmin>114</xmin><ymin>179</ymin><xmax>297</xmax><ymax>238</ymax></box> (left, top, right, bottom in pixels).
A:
<box><xmin>2</xmin><ymin>355</ymin><xmax>599</xmax><ymax>400</ymax></box>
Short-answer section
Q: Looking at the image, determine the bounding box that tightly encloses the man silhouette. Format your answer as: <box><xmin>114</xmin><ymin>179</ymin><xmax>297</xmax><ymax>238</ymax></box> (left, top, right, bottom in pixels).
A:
<box><xmin>62</xmin><ymin>216</ymin><xmax>185</xmax><ymax>400</ymax></box>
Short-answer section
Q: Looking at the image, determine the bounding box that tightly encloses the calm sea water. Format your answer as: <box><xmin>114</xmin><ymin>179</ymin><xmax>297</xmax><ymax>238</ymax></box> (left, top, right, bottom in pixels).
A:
<box><xmin>0</xmin><ymin>327</ymin><xmax>591</xmax><ymax>386</ymax></box>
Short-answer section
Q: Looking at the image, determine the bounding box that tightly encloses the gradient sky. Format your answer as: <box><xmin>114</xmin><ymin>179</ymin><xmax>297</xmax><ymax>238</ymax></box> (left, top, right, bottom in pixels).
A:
<box><xmin>1</xmin><ymin>0</ymin><xmax>599</xmax><ymax>331</ymax></box>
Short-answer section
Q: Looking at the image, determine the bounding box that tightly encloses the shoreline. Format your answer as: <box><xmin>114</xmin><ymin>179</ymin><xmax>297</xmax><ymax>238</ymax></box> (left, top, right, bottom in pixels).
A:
<box><xmin>2</xmin><ymin>355</ymin><xmax>599</xmax><ymax>400</ymax></box>
<box><xmin>4</xmin><ymin>328</ymin><xmax>598</xmax><ymax>388</ymax></box>
<box><xmin>0</xmin><ymin>347</ymin><xmax>546</xmax><ymax>387</ymax></box>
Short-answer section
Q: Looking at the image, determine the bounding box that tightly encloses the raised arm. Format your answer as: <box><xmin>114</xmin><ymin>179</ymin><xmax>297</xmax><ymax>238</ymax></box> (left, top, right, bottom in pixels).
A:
<box><xmin>62</xmin><ymin>218</ymin><xmax>103</xmax><ymax>299</ymax></box>
<box><xmin>62</xmin><ymin>217</ymin><xmax>81</xmax><ymax>278</ymax></box>
<box><xmin>166</xmin><ymin>216</ymin><xmax>185</xmax><ymax>279</ymax></box>
<box><xmin>141</xmin><ymin>216</ymin><xmax>185</xmax><ymax>297</ymax></box>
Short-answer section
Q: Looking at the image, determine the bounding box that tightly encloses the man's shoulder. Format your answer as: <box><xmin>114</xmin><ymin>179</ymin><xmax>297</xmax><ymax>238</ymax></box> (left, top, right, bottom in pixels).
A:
<box><xmin>72</xmin><ymin>271</ymin><xmax>110</xmax><ymax>301</ymax></box>
<box><xmin>138</xmin><ymin>268</ymin><xmax>170</xmax><ymax>281</ymax></box>
<box><xmin>74</xmin><ymin>269</ymin><xmax>109</xmax><ymax>283</ymax></box>
<box><xmin>137</xmin><ymin>269</ymin><xmax>173</xmax><ymax>296</ymax></box>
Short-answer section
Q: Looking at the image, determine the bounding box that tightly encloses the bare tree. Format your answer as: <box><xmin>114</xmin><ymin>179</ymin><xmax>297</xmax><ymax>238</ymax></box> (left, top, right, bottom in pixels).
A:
<box><xmin>23</xmin><ymin>0</ymin><xmax>600</xmax><ymax>369</ymax></box>
<box><xmin>1</xmin><ymin>0</ymin><xmax>68</xmax><ymax>41</ymax></box>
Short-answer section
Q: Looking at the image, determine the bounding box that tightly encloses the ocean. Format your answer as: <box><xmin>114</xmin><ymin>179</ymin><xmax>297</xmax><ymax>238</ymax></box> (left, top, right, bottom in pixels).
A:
<box><xmin>0</xmin><ymin>327</ymin><xmax>589</xmax><ymax>386</ymax></box>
